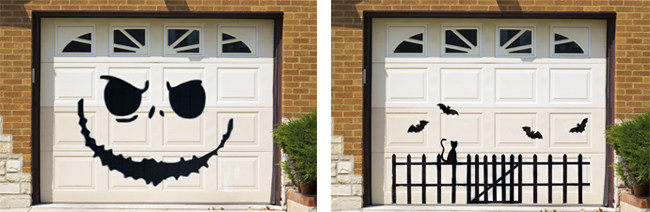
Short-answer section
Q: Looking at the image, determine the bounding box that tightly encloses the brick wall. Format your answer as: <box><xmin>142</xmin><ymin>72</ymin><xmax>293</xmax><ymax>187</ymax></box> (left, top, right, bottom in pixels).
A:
<box><xmin>0</xmin><ymin>0</ymin><xmax>317</xmax><ymax>181</ymax></box>
<box><xmin>331</xmin><ymin>0</ymin><xmax>649</xmax><ymax>208</ymax></box>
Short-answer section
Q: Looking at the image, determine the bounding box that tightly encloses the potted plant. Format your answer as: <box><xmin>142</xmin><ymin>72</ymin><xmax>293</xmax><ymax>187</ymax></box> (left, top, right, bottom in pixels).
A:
<box><xmin>274</xmin><ymin>108</ymin><xmax>317</xmax><ymax>194</ymax></box>
<box><xmin>606</xmin><ymin>108</ymin><xmax>650</xmax><ymax>196</ymax></box>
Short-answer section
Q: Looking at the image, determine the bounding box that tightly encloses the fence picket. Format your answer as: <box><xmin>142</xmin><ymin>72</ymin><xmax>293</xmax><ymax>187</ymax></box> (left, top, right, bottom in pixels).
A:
<box><xmin>510</xmin><ymin>154</ymin><xmax>515</xmax><ymax>203</ymax></box>
<box><xmin>475</xmin><ymin>154</ymin><xmax>479</xmax><ymax>202</ymax></box>
<box><xmin>563</xmin><ymin>154</ymin><xmax>568</xmax><ymax>204</ymax></box>
<box><xmin>407</xmin><ymin>154</ymin><xmax>412</xmax><ymax>204</ymax></box>
<box><xmin>518</xmin><ymin>154</ymin><xmax>522</xmax><ymax>203</ymax></box>
<box><xmin>437</xmin><ymin>154</ymin><xmax>441</xmax><ymax>204</ymax></box>
<box><xmin>422</xmin><ymin>154</ymin><xmax>426</xmax><ymax>204</ymax></box>
<box><xmin>392</xmin><ymin>154</ymin><xmax>396</xmax><ymax>204</ymax></box>
<box><xmin>548</xmin><ymin>154</ymin><xmax>553</xmax><ymax>204</ymax></box>
<box><xmin>533</xmin><ymin>154</ymin><xmax>537</xmax><ymax>203</ymax></box>
<box><xmin>452</xmin><ymin>156</ymin><xmax>457</xmax><ymax>204</ymax></box>
<box><xmin>492</xmin><ymin>154</ymin><xmax>497</xmax><ymax>202</ymax></box>
<box><xmin>483</xmin><ymin>155</ymin><xmax>488</xmax><ymax>203</ymax></box>
<box><xmin>578</xmin><ymin>154</ymin><xmax>583</xmax><ymax>204</ymax></box>
<box><xmin>501</xmin><ymin>154</ymin><xmax>506</xmax><ymax>202</ymax></box>
<box><xmin>467</xmin><ymin>154</ymin><xmax>471</xmax><ymax>203</ymax></box>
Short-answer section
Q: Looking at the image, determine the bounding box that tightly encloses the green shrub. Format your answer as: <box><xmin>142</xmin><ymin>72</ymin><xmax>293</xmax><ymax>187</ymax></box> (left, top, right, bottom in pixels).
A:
<box><xmin>274</xmin><ymin>108</ymin><xmax>317</xmax><ymax>185</ymax></box>
<box><xmin>606</xmin><ymin>108</ymin><xmax>650</xmax><ymax>186</ymax></box>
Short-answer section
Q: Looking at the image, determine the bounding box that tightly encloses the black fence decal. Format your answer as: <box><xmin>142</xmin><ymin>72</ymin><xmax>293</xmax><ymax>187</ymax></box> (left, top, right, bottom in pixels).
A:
<box><xmin>391</xmin><ymin>153</ymin><xmax>589</xmax><ymax>204</ymax></box>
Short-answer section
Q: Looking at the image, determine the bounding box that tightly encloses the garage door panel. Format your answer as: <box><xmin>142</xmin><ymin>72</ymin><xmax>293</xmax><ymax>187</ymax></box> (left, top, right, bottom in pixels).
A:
<box><xmin>495</xmin><ymin>69</ymin><xmax>537</xmax><ymax>103</ymax></box>
<box><xmin>55</xmin><ymin>68</ymin><xmax>97</xmax><ymax>100</ymax></box>
<box><xmin>109</xmin><ymin>111</ymin><xmax>151</xmax><ymax>147</ymax></box>
<box><xmin>373</xmin><ymin>108</ymin><xmax>441</xmax><ymax>153</ymax></box>
<box><xmin>441</xmin><ymin>112</ymin><xmax>484</xmax><ymax>148</ymax></box>
<box><xmin>494</xmin><ymin>112</ymin><xmax>540</xmax><ymax>148</ymax></box>
<box><xmin>215</xmin><ymin>108</ymin><xmax>273</xmax><ymax>152</ymax></box>
<box><xmin>441</xmin><ymin>68</ymin><xmax>483</xmax><ymax>103</ymax></box>
<box><xmin>54</xmin><ymin>156</ymin><xmax>97</xmax><ymax>190</ymax></box>
<box><xmin>550</xmin><ymin>68</ymin><xmax>591</xmax><ymax>103</ymax></box>
<box><xmin>163</xmin><ymin>112</ymin><xmax>205</xmax><ymax>147</ymax></box>
<box><xmin>217</xmin><ymin>68</ymin><xmax>259</xmax><ymax>102</ymax></box>
<box><xmin>42</xmin><ymin>107</ymin><xmax>110</xmax><ymax>152</ymax></box>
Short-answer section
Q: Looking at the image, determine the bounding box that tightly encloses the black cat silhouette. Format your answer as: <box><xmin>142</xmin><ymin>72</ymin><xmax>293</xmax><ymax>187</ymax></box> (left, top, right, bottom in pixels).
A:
<box><xmin>440</xmin><ymin>138</ymin><xmax>457</xmax><ymax>164</ymax></box>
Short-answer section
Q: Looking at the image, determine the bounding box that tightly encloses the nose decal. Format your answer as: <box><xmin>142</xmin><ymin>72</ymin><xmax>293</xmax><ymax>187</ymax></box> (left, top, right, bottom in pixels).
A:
<box><xmin>148</xmin><ymin>106</ymin><xmax>155</xmax><ymax>119</ymax></box>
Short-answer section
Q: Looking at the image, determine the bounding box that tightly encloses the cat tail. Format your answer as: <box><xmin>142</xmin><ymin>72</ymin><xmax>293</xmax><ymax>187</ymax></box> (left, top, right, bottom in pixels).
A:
<box><xmin>440</xmin><ymin>138</ymin><xmax>446</xmax><ymax>163</ymax></box>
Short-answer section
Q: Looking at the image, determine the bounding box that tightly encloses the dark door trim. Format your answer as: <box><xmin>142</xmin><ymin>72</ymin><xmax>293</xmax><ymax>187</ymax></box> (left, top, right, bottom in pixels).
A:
<box><xmin>30</xmin><ymin>11</ymin><xmax>284</xmax><ymax>205</ymax></box>
<box><xmin>361</xmin><ymin>11</ymin><xmax>617</xmax><ymax>207</ymax></box>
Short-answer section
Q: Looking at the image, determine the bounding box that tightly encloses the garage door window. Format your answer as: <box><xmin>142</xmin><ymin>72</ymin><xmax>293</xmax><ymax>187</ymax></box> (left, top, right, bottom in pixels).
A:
<box><xmin>219</xmin><ymin>25</ymin><xmax>257</xmax><ymax>56</ymax></box>
<box><xmin>497</xmin><ymin>26</ymin><xmax>535</xmax><ymax>57</ymax></box>
<box><xmin>442</xmin><ymin>26</ymin><xmax>481</xmax><ymax>56</ymax></box>
<box><xmin>165</xmin><ymin>25</ymin><xmax>203</xmax><ymax>56</ymax></box>
<box><xmin>387</xmin><ymin>25</ymin><xmax>426</xmax><ymax>57</ymax></box>
<box><xmin>56</xmin><ymin>25</ymin><xmax>95</xmax><ymax>56</ymax></box>
<box><xmin>111</xmin><ymin>26</ymin><xmax>149</xmax><ymax>56</ymax></box>
<box><xmin>551</xmin><ymin>26</ymin><xmax>590</xmax><ymax>57</ymax></box>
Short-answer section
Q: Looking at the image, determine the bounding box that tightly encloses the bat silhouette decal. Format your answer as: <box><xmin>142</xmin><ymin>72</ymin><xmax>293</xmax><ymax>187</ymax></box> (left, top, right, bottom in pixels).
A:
<box><xmin>569</xmin><ymin>118</ymin><xmax>588</xmax><ymax>133</ymax></box>
<box><xmin>522</xmin><ymin>126</ymin><xmax>543</xmax><ymax>139</ymax></box>
<box><xmin>437</xmin><ymin>103</ymin><xmax>459</xmax><ymax>116</ymax></box>
<box><xmin>78</xmin><ymin>99</ymin><xmax>232</xmax><ymax>186</ymax></box>
<box><xmin>407</xmin><ymin>120</ymin><xmax>429</xmax><ymax>133</ymax></box>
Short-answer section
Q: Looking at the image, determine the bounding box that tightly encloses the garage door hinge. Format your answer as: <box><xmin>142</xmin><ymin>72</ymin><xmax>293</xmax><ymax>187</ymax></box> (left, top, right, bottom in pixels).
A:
<box><xmin>363</xmin><ymin>69</ymin><xmax>366</xmax><ymax>85</ymax></box>
<box><xmin>31</xmin><ymin>68</ymin><xmax>35</xmax><ymax>84</ymax></box>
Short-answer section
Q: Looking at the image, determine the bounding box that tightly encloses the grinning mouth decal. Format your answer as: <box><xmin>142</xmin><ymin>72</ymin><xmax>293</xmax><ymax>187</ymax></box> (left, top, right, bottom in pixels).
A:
<box><xmin>77</xmin><ymin>99</ymin><xmax>233</xmax><ymax>186</ymax></box>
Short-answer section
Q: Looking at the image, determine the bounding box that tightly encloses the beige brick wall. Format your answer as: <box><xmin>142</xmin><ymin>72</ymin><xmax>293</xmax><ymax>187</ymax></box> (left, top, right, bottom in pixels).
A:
<box><xmin>331</xmin><ymin>0</ymin><xmax>650</xmax><ymax>180</ymax></box>
<box><xmin>0</xmin><ymin>0</ymin><xmax>317</xmax><ymax>177</ymax></box>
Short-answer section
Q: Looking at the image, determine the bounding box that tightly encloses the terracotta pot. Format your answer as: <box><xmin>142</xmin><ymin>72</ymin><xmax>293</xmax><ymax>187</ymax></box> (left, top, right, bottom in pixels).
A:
<box><xmin>632</xmin><ymin>184</ymin><xmax>648</xmax><ymax>196</ymax></box>
<box><xmin>299</xmin><ymin>182</ymin><xmax>316</xmax><ymax>195</ymax></box>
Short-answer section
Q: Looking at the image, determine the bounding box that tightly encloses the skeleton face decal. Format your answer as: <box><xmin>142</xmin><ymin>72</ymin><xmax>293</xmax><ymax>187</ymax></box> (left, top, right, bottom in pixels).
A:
<box><xmin>77</xmin><ymin>75</ymin><xmax>231</xmax><ymax>186</ymax></box>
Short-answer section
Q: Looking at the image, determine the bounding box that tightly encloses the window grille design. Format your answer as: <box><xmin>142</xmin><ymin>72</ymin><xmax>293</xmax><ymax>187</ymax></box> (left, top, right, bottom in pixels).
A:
<box><xmin>57</xmin><ymin>25</ymin><xmax>94</xmax><ymax>55</ymax></box>
<box><xmin>497</xmin><ymin>26</ymin><xmax>534</xmax><ymax>56</ymax></box>
<box><xmin>442</xmin><ymin>26</ymin><xmax>480</xmax><ymax>56</ymax></box>
<box><xmin>219</xmin><ymin>26</ymin><xmax>257</xmax><ymax>56</ymax></box>
<box><xmin>395</xmin><ymin>33</ymin><xmax>424</xmax><ymax>53</ymax></box>
<box><xmin>165</xmin><ymin>26</ymin><xmax>202</xmax><ymax>56</ymax></box>
<box><xmin>551</xmin><ymin>26</ymin><xmax>590</xmax><ymax>57</ymax></box>
<box><xmin>111</xmin><ymin>26</ymin><xmax>148</xmax><ymax>56</ymax></box>
<box><xmin>387</xmin><ymin>25</ymin><xmax>426</xmax><ymax>57</ymax></box>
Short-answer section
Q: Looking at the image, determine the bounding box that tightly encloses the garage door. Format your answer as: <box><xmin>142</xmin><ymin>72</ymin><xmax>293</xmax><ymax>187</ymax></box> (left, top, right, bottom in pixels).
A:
<box><xmin>40</xmin><ymin>18</ymin><xmax>275</xmax><ymax>203</ymax></box>
<box><xmin>371</xmin><ymin>18</ymin><xmax>607</xmax><ymax>204</ymax></box>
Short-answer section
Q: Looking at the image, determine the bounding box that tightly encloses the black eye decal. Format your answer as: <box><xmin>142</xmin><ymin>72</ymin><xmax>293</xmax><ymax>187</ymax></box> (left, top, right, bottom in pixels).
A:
<box><xmin>166</xmin><ymin>80</ymin><xmax>206</xmax><ymax>119</ymax></box>
<box><xmin>101</xmin><ymin>75</ymin><xmax>149</xmax><ymax>117</ymax></box>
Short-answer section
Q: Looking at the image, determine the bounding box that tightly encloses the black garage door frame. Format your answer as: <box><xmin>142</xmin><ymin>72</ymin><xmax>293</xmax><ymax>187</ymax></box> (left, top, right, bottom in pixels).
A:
<box><xmin>361</xmin><ymin>11</ymin><xmax>617</xmax><ymax>207</ymax></box>
<box><xmin>30</xmin><ymin>11</ymin><xmax>284</xmax><ymax>205</ymax></box>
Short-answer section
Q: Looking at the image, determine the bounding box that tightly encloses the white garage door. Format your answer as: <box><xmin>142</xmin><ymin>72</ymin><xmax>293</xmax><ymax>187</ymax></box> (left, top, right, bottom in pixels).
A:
<box><xmin>40</xmin><ymin>18</ymin><xmax>275</xmax><ymax>203</ymax></box>
<box><xmin>371</xmin><ymin>18</ymin><xmax>607</xmax><ymax>205</ymax></box>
